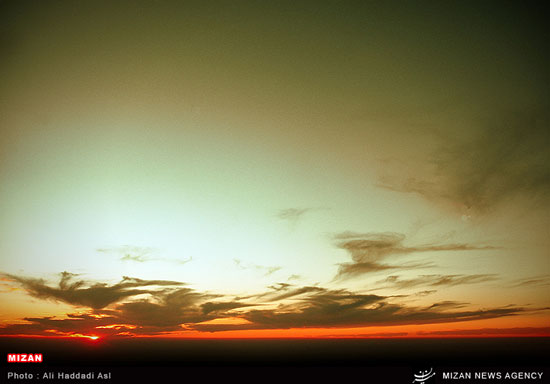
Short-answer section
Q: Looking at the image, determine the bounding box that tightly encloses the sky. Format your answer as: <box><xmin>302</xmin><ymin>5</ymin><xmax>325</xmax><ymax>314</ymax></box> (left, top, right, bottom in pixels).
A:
<box><xmin>0</xmin><ymin>0</ymin><xmax>549</xmax><ymax>339</ymax></box>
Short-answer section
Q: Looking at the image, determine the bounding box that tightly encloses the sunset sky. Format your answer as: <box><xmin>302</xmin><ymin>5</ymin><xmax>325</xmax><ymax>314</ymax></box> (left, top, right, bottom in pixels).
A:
<box><xmin>0</xmin><ymin>1</ymin><xmax>548</xmax><ymax>339</ymax></box>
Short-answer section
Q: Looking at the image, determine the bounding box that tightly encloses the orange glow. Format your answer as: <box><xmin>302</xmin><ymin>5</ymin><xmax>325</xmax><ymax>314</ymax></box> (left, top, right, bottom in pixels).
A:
<box><xmin>87</xmin><ymin>314</ymin><xmax>110</xmax><ymax>319</ymax></box>
<box><xmin>194</xmin><ymin>317</ymin><xmax>253</xmax><ymax>326</ymax></box>
<box><xmin>130</xmin><ymin>315</ymin><xmax>550</xmax><ymax>339</ymax></box>
<box><xmin>42</xmin><ymin>329</ymin><xmax>100</xmax><ymax>340</ymax></box>
<box><xmin>95</xmin><ymin>324</ymin><xmax>137</xmax><ymax>330</ymax></box>
<box><xmin>4</xmin><ymin>313</ymin><xmax>549</xmax><ymax>339</ymax></box>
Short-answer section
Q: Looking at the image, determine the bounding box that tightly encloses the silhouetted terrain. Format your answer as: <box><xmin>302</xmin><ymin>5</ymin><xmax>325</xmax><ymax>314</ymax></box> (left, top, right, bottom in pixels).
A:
<box><xmin>2</xmin><ymin>338</ymin><xmax>549</xmax><ymax>383</ymax></box>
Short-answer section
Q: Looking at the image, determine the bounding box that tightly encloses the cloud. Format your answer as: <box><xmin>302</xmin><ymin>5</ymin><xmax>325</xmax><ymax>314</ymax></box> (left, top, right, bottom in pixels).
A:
<box><xmin>324</xmin><ymin>332</ymin><xmax>409</xmax><ymax>338</ymax></box>
<box><xmin>192</xmin><ymin>287</ymin><xmax>526</xmax><ymax>332</ymax></box>
<box><xmin>415</xmin><ymin>290</ymin><xmax>436</xmax><ymax>296</ymax></box>
<box><xmin>276</xmin><ymin>208</ymin><xmax>312</xmax><ymax>223</ymax></box>
<box><xmin>333</xmin><ymin>232</ymin><xmax>495</xmax><ymax>279</ymax></box>
<box><xmin>336</xmin><ymin>261</ymin><xmax>434</xmax><ymax>280</ymax></box>
<box><xmin>2</xmin><ymin>272</ymin><xmax>185</xmax><ymax>309</ymax></box>
<box><xmin>511</xmin><ymin>275</ymin><xmax>550</xmax><ymax>287</ymax></box>
<box><xmin>377</xmin><ymin>274</ymin><xmax>498</xmax><ymax>290</ymax></box>
<box><xmin>377</xmin><ymin>113</ymin><xmax>550</xmax><ymax>215</ymax></box>
<box><xmin>97</xmin><ymin>246</ymin><xmax>154</xmax><ymax>260</ymax></box>
<box><xmin>417</xmin><ymin>327</ymin><xmax>550</xmax><ymax>337</ymax></box>
<box><xmin>233</xmin><ymin>258</ymin><xmax>281</xmax><ymax>276</ymax></box>
<box><xmin>271</xmin><ymin>286</ymin><xmax>327</xmax><ymax>301</ymax></box>
<box><xmin>276</xmin><ymin>207</ymin><xmax>329</xmax><ymax>225</ymax></box>
<box><xmin>425</xmin><ymin>301</ymin><xmax>469</xmax><ymax>310</ymax></box>
<box><xmin>121</xmin><ymin>255</ymin><xmax>192</xmax><ymax>265</ymax></box>
<box><xmin>99</xmin><ymin>288</ymin><xmax>225</xmax><ymax>330</ymax></box>
<box><xmin>98</xmin><ymin>246</ymin><xmax>192</xmax><ymax>265</ymax></box>
<box><xmin>0</xmin><ymin>273</ymin><xmax>530</xmax><ymax>337</ymax></box>
<box><xmin>0</xmin><ymin>313</ymin><xmax>118</xmax><ymax>337</ymax></box>
<box><xmin>201</xmin><ymin>301</ymin><xmax>254</xmax><ymax>315</ymax></box>
<box><xmin>241</xmin><ymin>298</ymin><xmax>521</xmax><ymax>331</ymax></box>
<box><xmin>267</xmin><ymin>282</ymin><xmax>292</xmax><ymax>291</ymax></box>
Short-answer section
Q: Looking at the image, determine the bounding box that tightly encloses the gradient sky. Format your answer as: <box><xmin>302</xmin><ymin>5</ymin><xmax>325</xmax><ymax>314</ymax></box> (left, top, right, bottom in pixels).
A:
<box><xmin>1</xmin><ymin>0</ymin><xmax>549</xmax><ymax>339</ymax></box>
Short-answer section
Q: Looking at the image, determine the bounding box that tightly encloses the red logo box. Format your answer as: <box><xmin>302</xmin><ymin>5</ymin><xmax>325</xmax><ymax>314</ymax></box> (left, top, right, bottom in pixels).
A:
<box><xmin>7</xmin><ymin>354</ymin><xmax>43</xmax><ymax>363</ymax></box>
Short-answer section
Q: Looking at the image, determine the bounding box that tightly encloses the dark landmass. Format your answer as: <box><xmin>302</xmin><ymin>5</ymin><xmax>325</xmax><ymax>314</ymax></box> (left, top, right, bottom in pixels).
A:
<box><xmin>1</xmin><ymin>338</ymin><xmax>548</xmax><ymax>383</ymax></box>
<box><xmin>1</xmin><ymin>337</ymin><xmax>548</xmax><ymax>366</ymax></box>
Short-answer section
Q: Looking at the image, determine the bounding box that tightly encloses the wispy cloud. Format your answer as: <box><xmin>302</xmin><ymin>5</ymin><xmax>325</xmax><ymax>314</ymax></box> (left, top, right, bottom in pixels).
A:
<box><xmin>98</xmin><ymin>246</ymin><xmax>192</xmax><ymax>265</ymax></box>
<box><xmin>377</xmin><ymin>113</ymin><xmax>550</xmax><ymax>215</ymax></box>
<box><xmin>276</xmin><ymin>206</ymin><xmax>329</xmax><ymax>223</ymax></box>
<box><xmin>276</xmin><ymin>208</ymin><xmax>312</xmax><ymax>223</ymax></box>
<box><xmin>511</xmin><ymin>275</ymin><xmax>550</xmax><ymax>287</ymax></box>
<box><xmin>0</xmin><ymin>273</ymin><xmax>532</xmax><ymax>337</ymax></box>
<box><xmin>114</xmin><ymin>288</ymin><xmax>216</xmax><ymax>327</ymax></box>
<box><xmin>0</xmin><ymin>313</ymin><xmax>119</xmax><ymax>337</ymax></box>
<box><xmin>336</xmin><ymin>261</ymin><xmax>435</xmax><ymax>280</ymax></box>
<box><xmin>333</xmin><ymin>232</ymin><xmax>495</xmax><ymax>280</ymax></box>
<box><xmin>233</xmin><ymin>258</ymin><xmax>281</xmax><ymax>276</ymax></box>
<box><xmin>377</xmin><ymin>274</ymin><xmax>498</xmax><ymax>290</ymax></box>
<box><xmin>324</xmin><ymin>332</ymin><xmax>409</xmax><ymax>338</ymax></box>
<box><xmin>2</xmin><ymin>272</ymin><xmax>184</xmax><ymax>309</ymax></box>
<box><xmin>201</xmin><ymin>301</ymin><xmax>254</xmax><ymax>315</ymax></box>
<box><xmin>270</xmin><ymin>286</ymin><xmax>326</xmax><ymax>301</ymax></box>
<box><xmin>97</xmin><ymin>246</ymin><xmax>154</xmax><ymax>261</ymax></box>
<box><xmin>417</xmin><ymin>327</ymin><xmax>550</xmax><ymax>337</ymax></box>
<box><xmin>425</xmin><ymin>301</ymin><xmax>469</xmax><ymax>310</ymax></box>
<box><xmin>192</xmin><ymin>289</ymin><xmax>526</xmax><ymax>332</ymax></box>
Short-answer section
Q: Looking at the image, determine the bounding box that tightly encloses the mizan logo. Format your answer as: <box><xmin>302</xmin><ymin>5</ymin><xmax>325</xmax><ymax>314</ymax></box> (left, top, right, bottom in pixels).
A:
<box><xmin>7</xmin><ymin>354</ymin><xmax>43</xmax><ymax>363</ymax></box>
<box><xmin>413</xmin><ymin>368</ymin><xmax>436</xmax><ymax>383</ymax></box>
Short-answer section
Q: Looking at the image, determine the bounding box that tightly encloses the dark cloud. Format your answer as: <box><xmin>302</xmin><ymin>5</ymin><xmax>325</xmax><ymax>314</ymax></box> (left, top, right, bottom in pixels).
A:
<box><xmin>267</xmin><ymin>282</ymin><xmax>292</xmax><ymax>292</ymax></box>
<box><xmin>241</xmin><ymin>301</ymin><xmax>521</xmax><ymax>331</ymax></box>
<box><xmin>511</xmin><ymin>275</ymin><xmax>550</xmax><ymax>287</ymax></box>
<box><xmin>0</xmin><ymin>273</ymin><xmax>530</xmax><ymax>337</ymax></box>
<box><xmin>0</xmin><ymin>313</ymin><xmax>116</xmax><ymax>337</ymax></box>
<box><xmin>324</xmin><ymin>332</ymin><xmax>409</xmax><ymax>338</ymax></box>
<box><xmin>378</xmin><ymin>274</ymin><xmax>498</xmax><ymax>290</ymax></box>
<box><xmin>201</xmin><ymin>301</ymin><xmax>254</xmax><ymax>315</ymax></box>
<box><xmin>192</xmin><ymin>290</ymin><xmax>526</xmax><ymax>332</ymax></box>
<box><xmin>2</xmin><ymin>272</ymin><xmax>184</xmax><ymax>309</ymax></box>
<box><xmin>378</xmin><ymin>113</ymin><xmax>550</xmax><ymax>215</ymax></box>
<box><xmin>417</xmin><ymin>327</ymin><xmax>550</xmax><ymax>337</ymax></box>
<box><xmin>334</xmin><ymin>232</ymin><xmax>494</xmax><ymax>279</ymax></box>
<box><xmin>109</xmin><ymin>287</ymin><xmax>222</xmax><ymax>329</ymax></box>
<box><xmin>191</xmin><ymin>287</ymin><xmax>527</xmax><ymax>333</ymax></box>
<box><xmin>335</xmin><ymin>232</ymin><xmax>495</xmax><ymax>261</ymax></box>
<box><xmin>0</xmin><ymin>286</ymin><xmax>221</xmax><ymax>337</ymax></box>
<box><xmin>0</xmin><ymin>312</ymin><xmax>184</xmax><ymax>338</ymax></box>
<box><xmin>193</xmin><ymin>290</ymin><xmax>387</xmax><ymax>332</ymax></box>
<box><xmin>336</xmin><ymin>261</ymin><xmax>435</xmax><ymax>280</ymax></box>
<box><xmin>271</xmin><ymin>286</ymin><xmax>327</xmax><ymax>301</ymax></box>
